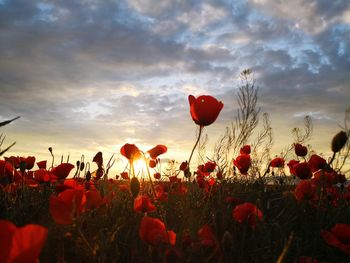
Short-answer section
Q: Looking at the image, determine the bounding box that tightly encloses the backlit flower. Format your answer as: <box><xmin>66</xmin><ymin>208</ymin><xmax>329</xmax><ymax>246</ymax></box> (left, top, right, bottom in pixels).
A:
<box><xmin>270</xmin><ymin>157</ymin><xmax>285</xmax><ymax>168</ymax></box>
<box><xmin>0</xmin><ymin>220</ymin><xmax>48</xmax><ymax>263</ymax></box>
<box><xmin>120</xmin><ymin>143</ymin><xmax>141</xmax><ymax>162</ymax></box>
<box><xmin>232</xmin><ymin>202</ymin><xmax>263</xmax><ymax>228</ymax></box>
<box><xmin>134</xmin><ymin>195</ymin><xmax>156</xmax><ymax>213</ymax></box>
<box><xmin>233</xmin><ymin>154</ymin><xmax>251</xmax><ymax>174</ymax></box>
<box><xmin>139</xmin><ymin>216</ymin><xmax>176</xmax><ymax>246</ymax></box>
<box><xmin>321</xmin><ymin>223</ymin><xmax>350</xmax><ymax>256</ymax></box>
<box><xmin>188</xmin><ymin>95</ymin><xmax>224</xmax><ymax>126</ymax></box>
<box><xmin>147</xmin><ymin>145</ymin><xmax>167</xmax><ymax>159</ymax></box>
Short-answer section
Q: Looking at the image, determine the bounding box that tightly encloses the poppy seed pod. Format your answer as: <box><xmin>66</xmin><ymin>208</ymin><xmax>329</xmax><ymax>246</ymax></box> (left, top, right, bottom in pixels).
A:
<box><xmin>130</xmin><ymin>176</ymin><xmax>140</xmax><ymax>198</ymax></box>
<box><xmin>331</xmin><ymin>131</ymin><xmax>348</xmax><ymax>153</ymax></box>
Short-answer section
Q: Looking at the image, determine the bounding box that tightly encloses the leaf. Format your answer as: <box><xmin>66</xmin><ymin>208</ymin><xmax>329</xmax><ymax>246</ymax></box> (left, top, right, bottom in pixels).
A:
<box><xmin>0</xmin><ymin>116</ymin><xmax>20</xmax><ymax>127</ymax></box>
<box><xmin>0</xmin><ymin>142</ymin><xmax>16</xmax><ymax>156</ymax></box>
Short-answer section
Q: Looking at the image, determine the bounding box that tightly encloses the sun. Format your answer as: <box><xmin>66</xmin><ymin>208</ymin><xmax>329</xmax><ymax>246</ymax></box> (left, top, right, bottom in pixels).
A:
<box><xmin>133</xmin><ymin>159</ymin><xmax>147</xmax><ymax>175</ymax></box>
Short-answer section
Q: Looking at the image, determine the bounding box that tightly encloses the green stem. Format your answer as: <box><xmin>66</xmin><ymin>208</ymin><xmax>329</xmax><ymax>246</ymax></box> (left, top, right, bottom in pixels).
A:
<box><xmin>188</xmin><ymin>126</ymin><xmax>203</xmax><ymax>168</ymax></box>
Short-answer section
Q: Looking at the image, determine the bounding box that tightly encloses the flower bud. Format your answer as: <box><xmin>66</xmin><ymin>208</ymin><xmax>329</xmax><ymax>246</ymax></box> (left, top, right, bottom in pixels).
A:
<box><xmin>130</xmin><ymin>176</ymin><xmax>140</xmax><ymax>198</ymax></box>
<box><xmin>331</xmin><ymin>131</ymin><xmax>348</xmax><ymax>153</ymax></box>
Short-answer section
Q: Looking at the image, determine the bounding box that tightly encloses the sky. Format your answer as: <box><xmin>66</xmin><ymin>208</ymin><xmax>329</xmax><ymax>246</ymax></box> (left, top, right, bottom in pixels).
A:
<box><xmin>1</xmin><ymin>0</ymin><xmax>350</xmax><ymax>175</ymax></box>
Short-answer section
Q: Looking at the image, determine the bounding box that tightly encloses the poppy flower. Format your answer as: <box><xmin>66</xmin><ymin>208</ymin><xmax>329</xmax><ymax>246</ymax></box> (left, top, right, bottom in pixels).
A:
<box><xmin>294</xmin><ymin>180</ymin><xmax>317</xmax><ymax>201</ymax></box>
<box><xmin>321</xmin><ymin>223</ymin><xmax>350</xmax><ymax>256</ymax></box>
<box><xmin>4</xmin><ymin>156</ymin><xmax>20</xmax><ymax>169</ymax></box>
<box><xmin>188</xmin><ymin>95</ymin><xmax>224</xmax><ymax>126</ymax></box>
<box><xmin>287</xmin><ymin>160</ymin><xmax>299</xmax><ymax>175</ymax></box>
<box><xmin>139</xmin><ymin>216</ymin><xmax>176</xmax><ymax>246</ymax></box>
<box><xmin>85</xmin><ymin>190</ymin><xmax>106</xmax><ymax>210</ymax></box>
<box><xmin>233</xmin><ymin>154</ymin><xmax>251</xmax><ymax>174</ymax></box>
<box><xmin>240</xmin><ymin>145</ymin><xmax>251</xmax><ymax>155</ymax></box>
<box><xmin>294</xmin><ymin>162</ymin><xmax>312</xmax><ymax>180</ymax></box>
<box><xmin>308</xmin><ymin>154</ymin><xmax>327</xmax><ymax>172</ymax></box>
<box><xmin>0</xmin><ymin>160</ymin><xmax>18</xmax><ymax>184</ymax></box>
<box><xmin>120</xmin><ymin>171</ymin><xmax>129</xmax><ymax>180</ymax></box>
<box><xmin>120</xmin><ymin>143</ymin><xmax>142</xmax><ymax>162</ymax></box>
<box><xmin>232</xmin><ymin>202</ymin><xmax>263</xmax><ymax>228</ymax></box>
<box><xmin>36</xmin><ymin>160</ymin><xmax>47</xmax><ymax>169</ymax></box>
<box><xmin>134</xmin><ymin>195</ymin><xmax>156</xmax><ymax>213</ymax></box>
<box><xmin>51</xmin><ymin>163</ymin><xmax>75</xmax><ymax>179</ymax></box>
<box><xmin>149</xmin><ymin>159</ymin><xmax>157</xmax><ymax>168</ymax></box>
<box><xmin>270</xmin><ymin>157</ymin><xmax>285</xmax><ymax>168</ymax></box>
<box><xmin>33</xmin><ymin>169</ymin><xmax>56</xmax><ymax>183</ymax></box>
<box><xmin>49</xmin><ymin>188</ymin><xmax>86</xmax><ymax>225</ymax></box>
<box><xmin>92</xmin><ymin>152</ymin><xmax>103</xmax><ymax>168</ymax></box>
<box><xmin>19</xmin><ymin>156</ymin><xmax>36</xmax><ymax>170</ymax></box>
<box><xmin>147</xmin><ymin>145</ymin><xmax>167</xmax><ymax>159</ymax></box>
<box><xmin>294</xmin><ymin>143</ymin><xmax>308</xmax><ymax>157</ymax></box>
<box><xmin>0</xmin><ymin>220</ymin><xmax>48</xmax><ymax>263</ymax></box>
<box><xmin>198</xmin><ymin>224</ymin><xmax>217</xmax><ymax>247</ymax></box>
<box><xmin>179</xmin><ymin>161</ymin><xmax>188</xmax><ymax>171</ymax></box>
<box><xmin>204</xmin><ymin>161</ymin><xmax>216</xmax><ymax>173</ymax></box>
<box><xmin>153</xmin><ymin>172</ymin><xmax>161</xmax><ymax>180</ymax></box>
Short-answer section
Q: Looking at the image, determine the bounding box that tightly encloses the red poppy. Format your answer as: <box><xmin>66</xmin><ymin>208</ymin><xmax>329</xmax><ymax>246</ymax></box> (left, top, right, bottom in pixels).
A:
<box><xmin>134</xmin><ymin>195</ymin><xmax>156</xmax><ymax>213</ymax></box>
<box><xmin>294</xmin><ymin>162</ymin><xmax>312</xmax><ymax>180</ymax></box>
<box><xmin>51</xmin><ymin>163</ymin><xmax>75</xmax><ymax>179</ymax></box>
<box><xmin>19</xmin><ymin>156</ymin><xmax>36</xmax><ymax>170</ymax></box>
<box><xmin>149</xmin><ymin>159</ymin><xmax>157</xmax><ymax>168</ymax></box>
<box><xmin>153</xmin><ymin>172</ymin><xmax>161</xmax><ymax>180</ymax></box>
<box><xmin>120</xmin><ymin>171</ymin><xmax>129</xmax><ymax>180</ymax></box>
<box><xmin>294</xmin><ymin>180</ymin><xmax>317</xmax><ymax>201</ymax></box>
<box><xmin>120</xmin><ymin>143</ymin><xmax>141</xmax><ymax>161</ymax></box>
<box><xmin>0</xmin><ymin>220</ymin><xmax>48</xmax><ymax>263</ymax></box>
<box><xmin>308</xmin><ymin>154</ymin><xmax>327</xmax><ymax>172</ymax></box>
<box><xmin>188</xmin><ymin>95</ymin><xmax>224</xmax><ymax>126</ymax></box>
<box><xmin>33</xmin><ymin>169</ymin><xmax>56</xmax><ymax>183</ymax></box>
<box><xmin>270</xmin><ymin>157</ymin><xmax>285</xmax><ymax>168</ymax></box>
<box><xmin>232</xmin><ymin>202</ymin><xmax>263</xmax><ymax>228</ymax></box>
<box><xmin>147</xmin><ymin>145</ymin><xmax>167</xmax><ymax>159</ymax></box>
<box><xmin>240</xmin><ymin>145</ymin><xmax>251</xmax><ymax>155</ymax></box>
<box><xmin>179</xmin><ymin>161</ymin><xmax>188</xmax><ymax>171</ymax></box>
<box><xmin>198</xmin><ymin>224</ymin><xmax>216</xmax><ymax>247</ymax></box>
<box><xmin>321</xmin><ymin>223</ymin><xmax>350</xmax><ymax>256</ymax></box>
<box><xmin>0</xmin><ymin>160</ymin><xmax>19</xmax><ymax>184</ymax></box>
<box><xmin>4</xmin><ymin>156</ymin><xmax>20</xmax><ymax>168</ymax></box>
<box><xmin>204</xmin><ymin>161</ymin><xmax>216</xmax><ymax>173</ymax></box>
<box><xmin>85</xmin><ymin>190</ymin><xmax>106</xmax><ymax>210</ymax></box>
<box><xmin>139</xmin><ymin>216</ymin><xmax>176</xmax><ymax>246</ymax></box>
<box><xmin>36</xmin><ymin>160</ymin><xmax>47</xmax><ymax>169</ymax></box>
<box><xmin>92</xmin><ymin>152</ymin><xmax>103</xmax><ymax>168</ymax></box>
<box><xmin>49</xmin><ymin>188</ymin><xmax>86</xmax><ymax>225</ymax></box>
<box><xmin>294</xmin><ymin>143</ymin><xmax>308</xmax><ymax>157</ymax></box>
<box><xmin>233</xmin><ymin>154</ymin><xmax>251</xmax><ymax>174</ymax></box>
<box><xmin>287</xmin><ymin>159</ymin><xmax>299</xmax><ymax>175</ymax></box>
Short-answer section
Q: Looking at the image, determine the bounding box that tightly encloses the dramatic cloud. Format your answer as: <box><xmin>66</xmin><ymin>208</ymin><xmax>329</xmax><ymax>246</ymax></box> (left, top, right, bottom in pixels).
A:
<box><xmin>1</xmin><ymin>0</ymin><xmax>349</xmax><ymax>173</ymax></box>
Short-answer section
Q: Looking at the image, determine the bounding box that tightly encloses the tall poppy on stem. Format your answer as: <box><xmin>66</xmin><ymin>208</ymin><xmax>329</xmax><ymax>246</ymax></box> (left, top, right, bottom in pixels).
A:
<box><xmin>187</xmin><ymin>95</ymin><xmax>223</xmax><ymax>171</ymax></box>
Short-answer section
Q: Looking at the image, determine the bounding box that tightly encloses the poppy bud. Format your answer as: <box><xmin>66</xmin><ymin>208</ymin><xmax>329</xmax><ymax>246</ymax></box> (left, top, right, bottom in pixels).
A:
<box><xmin>48</xmin><ymin>147</ymin><xmax>53</xmax><ymax>153</ymax></box>
<box><xmin>85</xmin><ymin>171</ymin><xmax>91</xmax><ymax>181</ymax></box>
<box><xmin>130</xmin><ymin>176</ymin><xmax>140</xmax><ymax>198</ymax></box>
<box><xmin>80</xmin><ymin>162</ymin><xmax>85</xmax><ymax>171</ymax></box>
<box><xmin>331</xmin><ymin>131</ymin><xmax>348</xmax><ymax>153</ymax></box>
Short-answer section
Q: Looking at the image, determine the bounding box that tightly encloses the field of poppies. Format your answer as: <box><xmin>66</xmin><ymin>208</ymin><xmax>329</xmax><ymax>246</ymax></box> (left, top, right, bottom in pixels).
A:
<box><xmin>1</xmin><ymin>74</ymin><xmax>350</xmax><ymax>263</ymax></box>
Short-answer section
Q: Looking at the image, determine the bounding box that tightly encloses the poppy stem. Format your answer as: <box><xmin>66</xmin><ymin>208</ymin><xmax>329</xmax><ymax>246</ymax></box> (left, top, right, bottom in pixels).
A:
<box><xmin>188</xmin><ymin>126</ymin><xmax>203</xmax><ymax>169</ymax></box>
